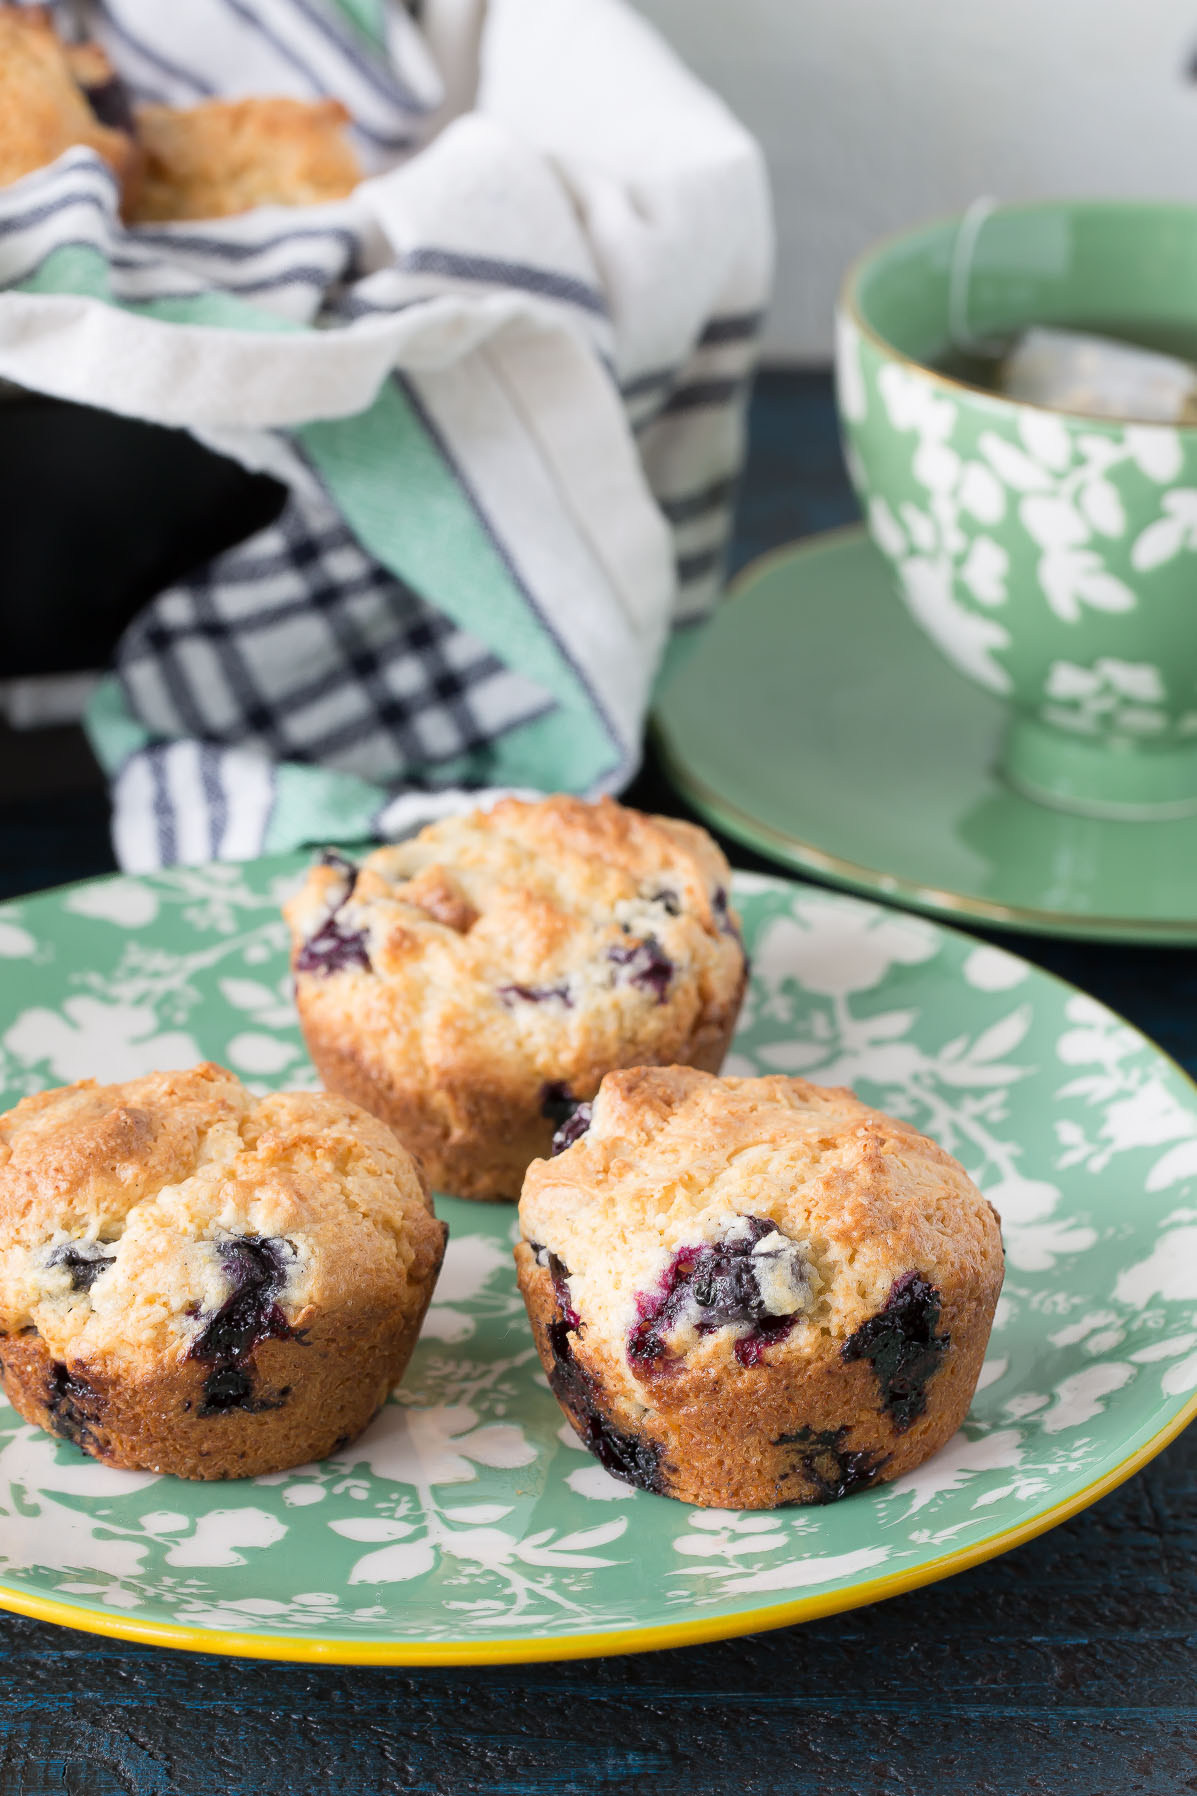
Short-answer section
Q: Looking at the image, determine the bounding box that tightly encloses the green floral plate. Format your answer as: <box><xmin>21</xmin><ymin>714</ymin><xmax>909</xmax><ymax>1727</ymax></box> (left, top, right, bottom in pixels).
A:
<box><xmin>0</xmin><ymin>858</ymin><xmax>1193</xmax><ymax>1664</ymax></box>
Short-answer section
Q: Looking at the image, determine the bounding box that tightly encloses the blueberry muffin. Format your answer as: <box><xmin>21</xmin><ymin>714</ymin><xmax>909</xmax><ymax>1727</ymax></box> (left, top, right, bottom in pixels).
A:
<box><xmin>0</xmin><ymin>10</ymin><xmax>360</xmax><ymax>222</ymax></box>
<box><xmin>516</xmin><ymin>1066</ymin><xmax>1004</xmax><ymax>1508</ymax></box>
<box><xmin>284</xmin><ymin>797</ymin><xmax>749</xmax><ymax>1201</ymax></box>
<box><xmin>127</xmin><ymin>97</ymin><xmax>361</xmax><ymax>223</ymax></box>
<box><xmin>0</xmin><ymin>7</ymin><xmax>138</xmax><ymax>195</ymax></box>
<box><xmin>0</xmin><ymin>1063</ymin><xmax>446</xmax><ymax>1480</ymax></box>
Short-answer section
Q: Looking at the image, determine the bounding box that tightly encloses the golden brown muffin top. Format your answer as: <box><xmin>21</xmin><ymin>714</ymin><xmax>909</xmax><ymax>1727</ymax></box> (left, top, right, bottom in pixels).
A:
<box><xmin>519</xmin><ymin>1065</ymin><xmax>1003</xmax><ymax>1372</ymax></box>
<box><xmin>0</xmin><ymin>6</ymin><xmax>137</xmax><ymax>192</ymax></box>
<box><xmin>0</xmin><ymin>1062</ymin><xmax>439</xmax><ymax>1365</ymax></box>
<box><xmin>284</xmin><ymin>796</ymin><xmax>747</xmax><ymax>1095</ymax></box>
<box><xmin>127</xmin><ymin>95</ymin><xmax>361</xmax><ymax>222</ymax></box>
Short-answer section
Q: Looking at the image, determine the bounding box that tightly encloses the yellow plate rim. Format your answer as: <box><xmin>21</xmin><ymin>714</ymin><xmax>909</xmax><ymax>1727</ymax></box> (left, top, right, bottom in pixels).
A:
<box><xmin>0</xmin><ymin>1393</ymin><xmax>1191</xmax><ymax>1666</ymax></box>
<box><xmin>0</xmin><ymin>853</ymin><xmax>1193</xmax><ymax>1664</ymax></box>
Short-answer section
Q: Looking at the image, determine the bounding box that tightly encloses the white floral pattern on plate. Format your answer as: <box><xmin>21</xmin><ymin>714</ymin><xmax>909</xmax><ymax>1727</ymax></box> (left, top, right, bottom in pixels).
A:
<box><xmin>0</xmin><ymin>858</ymin><xmax>1194</xmax><ymax>1656</ymax></box>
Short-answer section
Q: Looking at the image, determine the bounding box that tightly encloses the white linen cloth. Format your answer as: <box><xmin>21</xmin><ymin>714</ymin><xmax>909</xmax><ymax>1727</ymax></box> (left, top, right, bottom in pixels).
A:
<box><xmin>0</xmin><ymin>0</ymin><xmax>772</xmax><ymax>867</ymax></box>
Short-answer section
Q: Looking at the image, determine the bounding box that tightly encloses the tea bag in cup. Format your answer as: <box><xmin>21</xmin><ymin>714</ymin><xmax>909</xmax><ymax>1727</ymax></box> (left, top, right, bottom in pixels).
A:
<box><xmin>997</xmin><ymin>326</ymin><xmax>1197</xmax><ymax>423</ymax></box>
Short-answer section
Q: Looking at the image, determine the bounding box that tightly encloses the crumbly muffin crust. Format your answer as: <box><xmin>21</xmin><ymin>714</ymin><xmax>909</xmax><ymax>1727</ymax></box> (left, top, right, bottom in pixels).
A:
<box><xmin>0</xmin><ymin>7</ymin><xmax>138</xmax><ymax>195</ymax></box>
<box><xmin>127</xmin><ymin>96</ymin><xmax>361</xmax><ymax>223</ymax></box>
<box><xmin>284</xmin><ymin>797</ymin><xmax>749</xmax><ymax>1200</ymax></box>
<box><xmin>516</xmin><ymin>1066</ymin><xmax>1004</xmax><ymax>1508</ymax></box>
<box><xmin>0</xmin><ymin>1063</ymin><xmax>446</xmax><ymax>1479</ymax></box>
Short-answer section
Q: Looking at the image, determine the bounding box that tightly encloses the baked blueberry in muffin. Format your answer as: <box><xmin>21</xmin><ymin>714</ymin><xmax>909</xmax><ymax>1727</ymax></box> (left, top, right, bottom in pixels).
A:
<box><xmin>0</xmin><ymin>1063</ymin><xmax>446</xmax><ymax>1479</ymax></box>
<box><xmin>516</xmin><ymin>1066</ymin><xmax>1003</xmax><ymax>1508</ymax></box>
<box><xmin>284</xmin><ymin>797</ymin><xmax>749</xmax><ymax>1200</ymax></box>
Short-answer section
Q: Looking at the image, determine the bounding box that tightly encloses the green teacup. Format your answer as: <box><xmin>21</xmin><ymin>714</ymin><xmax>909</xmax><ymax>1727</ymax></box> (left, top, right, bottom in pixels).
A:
<box><xmin>837</xmin><ymin>199</ymin><xmax>1197</xmax><ymax>818</ymax></box>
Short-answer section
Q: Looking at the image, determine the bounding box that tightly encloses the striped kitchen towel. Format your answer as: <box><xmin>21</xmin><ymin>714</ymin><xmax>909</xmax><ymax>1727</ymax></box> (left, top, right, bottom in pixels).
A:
<box><xmin>0</xmin><ymin>0</ymin><xmax>772</xmax><ymax>869</ymax></box>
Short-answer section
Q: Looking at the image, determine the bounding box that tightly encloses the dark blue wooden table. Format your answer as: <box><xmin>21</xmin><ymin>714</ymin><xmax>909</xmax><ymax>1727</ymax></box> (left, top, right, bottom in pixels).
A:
<box><xmin>1</xmin><ymin>372</ymin><xmax>1193</xmax><ymax>1796</ymax></box>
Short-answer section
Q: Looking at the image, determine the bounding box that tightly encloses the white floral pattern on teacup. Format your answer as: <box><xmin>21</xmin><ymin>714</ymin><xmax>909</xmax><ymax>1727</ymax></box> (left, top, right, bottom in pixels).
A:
<box><xmin>1042</xmin><ymin>659</ymin><xmax>1167</xmax><ymax>737</ymax></box>
<box><xmin>839</xmin><ymin>307</ymin><xmax>1197</xmax><ymax>739</ymax></box>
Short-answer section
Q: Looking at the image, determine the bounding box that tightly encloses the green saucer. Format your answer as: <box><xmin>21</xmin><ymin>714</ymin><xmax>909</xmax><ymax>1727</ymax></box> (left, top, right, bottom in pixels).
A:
<box><xmin>655</xmin><ymin>528</ymin><xmax>1197</xmax><ymax>943</ymax></box>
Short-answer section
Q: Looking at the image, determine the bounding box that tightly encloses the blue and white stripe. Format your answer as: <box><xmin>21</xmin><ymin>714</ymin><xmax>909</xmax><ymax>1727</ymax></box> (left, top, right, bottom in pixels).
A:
<box><xmin>82</xmin><ymin>0</ymin><xmax>441</xmax><ymax>159</ymax></box>
<box><xmin>1</xmin><ymin>0</ymin><xmax>770</xmax><ymax>868</ymax></box>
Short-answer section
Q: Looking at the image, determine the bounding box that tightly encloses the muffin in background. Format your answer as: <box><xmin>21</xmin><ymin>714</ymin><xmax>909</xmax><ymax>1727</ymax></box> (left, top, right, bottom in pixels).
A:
<box><xmin>0</xmin><ymin>7</ymin><xmax>138</xmax><ymax>195</ymax></box>
<box><xmin>0</xmin><ymin>9</ymin><xmax>361</xmax><ymax>223</ymax></box>
<box><xmin>0</xmin><ymin>1062</ymin><xmax>446</xmax><ymax>1480</ymax></box>
<box><xmin>516</xmin><ymin>1066</ymin><xmax>1004</xmax><ymax>1508</ymax></box>
<box><xmin>128</xmin><ymin>96</ymin><xmax>362</xmax><ymax>222</ymax></box>
<box><xmin>284</xmin><ymin>797</ymin><xmax>749</xmax><ymax>1200</ymax></box>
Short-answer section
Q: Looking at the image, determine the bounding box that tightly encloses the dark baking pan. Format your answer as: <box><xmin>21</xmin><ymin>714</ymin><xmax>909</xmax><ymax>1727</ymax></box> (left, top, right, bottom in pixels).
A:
<box><xmin>0</xmin><ymin>391</ymin><xmax>286</xmax><ymax>678</ymax></box>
